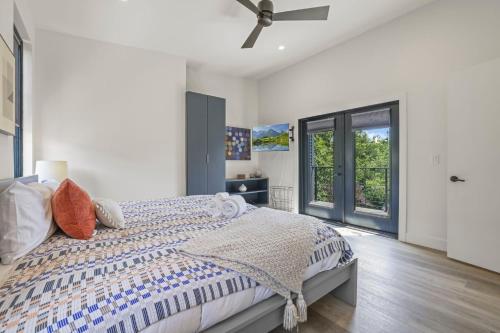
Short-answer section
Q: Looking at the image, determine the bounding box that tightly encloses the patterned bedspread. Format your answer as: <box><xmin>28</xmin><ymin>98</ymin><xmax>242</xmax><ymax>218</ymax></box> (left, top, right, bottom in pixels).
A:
<box><xmin>0</xmin><ymin>196</ymin><xmax>353</xmax><ymax>333</ymax></box>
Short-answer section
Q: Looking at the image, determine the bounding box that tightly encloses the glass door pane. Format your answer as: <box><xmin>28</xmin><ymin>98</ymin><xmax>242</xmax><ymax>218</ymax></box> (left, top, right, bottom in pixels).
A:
<box><xmin>309</xmin><ymin>129</ymin><xmax>335</xmax><ymax>207</ymax></box>
<box><xmin>353</xmin><ymin>111</ymin><xmax>391</xmax><ymax>216</ymax></box>
<box><xmin>345</xmin><ymin>106</ymin><xmax>399</xmax><ymax>234</ymax></box>
<box><xmin>300</xmin><ymin>116</ymin><xmax>344</xmax><ymax>221</ymax></box>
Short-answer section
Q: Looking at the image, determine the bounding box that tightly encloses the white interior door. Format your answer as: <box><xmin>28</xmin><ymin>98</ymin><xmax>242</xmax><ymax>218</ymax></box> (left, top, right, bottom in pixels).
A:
<box><xmin>447</xmin><ymin>58</ymin><xmax>500</xmax><ymax>273</ymax></box>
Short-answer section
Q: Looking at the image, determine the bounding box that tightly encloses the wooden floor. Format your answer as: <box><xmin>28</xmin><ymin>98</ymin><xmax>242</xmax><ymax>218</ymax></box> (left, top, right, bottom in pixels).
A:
<box><xmin>273</xmin><ymin>227</ymin><xmax>500</xmax><ymax>333</ymax></box>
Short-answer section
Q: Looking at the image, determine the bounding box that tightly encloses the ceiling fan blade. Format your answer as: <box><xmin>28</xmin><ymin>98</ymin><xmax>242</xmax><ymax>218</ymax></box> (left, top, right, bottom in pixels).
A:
<box><xmin>236</xmin><ymin>0</ymin><xmax>260</xmax><ymax>15</ymax></box>
<box><xmin>242</xmin><ymin>24</ymin><xmax>264</xmax><ymax>49</ymax></box>
<box><xmin>273</xmin><ymin>6</ymin><xmax>330</xmax><ymax>21</ymax></box>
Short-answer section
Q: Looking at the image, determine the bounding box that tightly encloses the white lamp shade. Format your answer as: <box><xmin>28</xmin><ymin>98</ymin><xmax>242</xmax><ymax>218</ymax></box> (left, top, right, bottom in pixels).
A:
<box><xmin>35</xmin><ymin>161</ymin><xmax>68</xmax><ymax>183</ymax></box>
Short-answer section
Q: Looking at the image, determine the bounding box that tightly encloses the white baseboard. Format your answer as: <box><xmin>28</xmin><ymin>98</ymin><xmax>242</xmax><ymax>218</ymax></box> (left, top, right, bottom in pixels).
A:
<box><xmin>405</xmin><ymin>232</ymin><xmax>447</xmax><ymax>252</ymax></box>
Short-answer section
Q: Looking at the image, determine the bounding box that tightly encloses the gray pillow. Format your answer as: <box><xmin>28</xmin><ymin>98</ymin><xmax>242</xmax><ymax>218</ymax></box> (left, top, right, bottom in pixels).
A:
<box><xmin>93</xmin><ymin>198</ymin><xmax>126</xmax><ymax>229</ymax></box>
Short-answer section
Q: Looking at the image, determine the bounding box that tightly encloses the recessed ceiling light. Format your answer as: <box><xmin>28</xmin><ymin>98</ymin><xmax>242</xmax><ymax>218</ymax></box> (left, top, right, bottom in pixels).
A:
<box><xmin>121</xmin><ymin>0</ymin><xmax>128</xmax><ymax>2</ymax></box>
<box><xmin>278</xmin><ymin>45</ymin><xmax>286</xmax><ymax>51</ymax></box>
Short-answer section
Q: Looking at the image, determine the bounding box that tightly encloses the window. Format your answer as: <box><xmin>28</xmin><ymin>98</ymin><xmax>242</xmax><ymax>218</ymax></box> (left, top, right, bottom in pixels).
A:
<box><xmin>13</xmin><ymin>27</ymin><xmax>23</xmax><ymax>178</ymax></box>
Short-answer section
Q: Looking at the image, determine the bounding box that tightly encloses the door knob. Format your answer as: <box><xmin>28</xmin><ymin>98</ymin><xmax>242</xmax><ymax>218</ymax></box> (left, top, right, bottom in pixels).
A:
<box><xmin>450</xmin><ymin>176</ymin><xmax>465</xmax><ymax>183</ymax></box>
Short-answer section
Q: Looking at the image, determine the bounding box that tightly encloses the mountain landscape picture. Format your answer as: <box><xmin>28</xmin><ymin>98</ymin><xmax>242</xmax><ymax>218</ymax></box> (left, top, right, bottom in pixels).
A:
<box><xmin>252</xmin><ymin>123</ymin><xmax>289</xmax><ymax>152</ymax></box>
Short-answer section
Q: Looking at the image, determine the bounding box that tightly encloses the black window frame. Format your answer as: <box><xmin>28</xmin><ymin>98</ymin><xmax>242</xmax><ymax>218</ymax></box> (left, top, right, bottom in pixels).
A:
<box><xmin>13</xmin><ymin>26</ymin><xmax>23</xmax><ymax>178</ymax></box>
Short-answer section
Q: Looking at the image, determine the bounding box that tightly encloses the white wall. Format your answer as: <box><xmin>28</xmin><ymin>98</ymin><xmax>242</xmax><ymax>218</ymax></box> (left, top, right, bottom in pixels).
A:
<box><xmin>258</xmin><ymin>0</ymin><xmax>500</xmax><ymax>251</ymax></box>
<box><xmin>0</xmin><ymin>0</ymin><xmax>34</xmax><ymax>179</ymax></box>
<box><xmin>34</xmin><ymin>30</ymin><xmax>187</xmax><ymax>200</ymax></box>
<box><xmin>187</xmin><ymin>68</ymin><xmax>260</xmax><ymax>179</ymax></box>
<box><xmin>0</xmin><ymin>0</ymin><xmax>13</xmax><ymax>50</ymax></box>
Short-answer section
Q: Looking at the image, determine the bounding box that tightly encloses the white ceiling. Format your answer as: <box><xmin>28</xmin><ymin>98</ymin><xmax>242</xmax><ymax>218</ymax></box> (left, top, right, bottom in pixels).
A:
<box><xmin>30</xmin><ymin>0</ymin><xmax>435</xmax><ymax>79</ymax></box>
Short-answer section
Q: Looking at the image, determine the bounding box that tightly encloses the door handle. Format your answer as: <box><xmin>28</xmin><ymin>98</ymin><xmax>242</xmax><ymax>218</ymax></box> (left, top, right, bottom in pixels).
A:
<box><xmin>450</xmin><ymin>176</ymin><xmax>465</xmax><ymax>183</ymax></box>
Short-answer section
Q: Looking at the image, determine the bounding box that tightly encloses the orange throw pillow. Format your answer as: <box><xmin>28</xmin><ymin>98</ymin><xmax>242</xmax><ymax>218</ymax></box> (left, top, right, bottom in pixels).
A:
<box><xmin>52</xmin><ymin>179</ymin><xmax>96</xmax><ymax>240</ymax></box>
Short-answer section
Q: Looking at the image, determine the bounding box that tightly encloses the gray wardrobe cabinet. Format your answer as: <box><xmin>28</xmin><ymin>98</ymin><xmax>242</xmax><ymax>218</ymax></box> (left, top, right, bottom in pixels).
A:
<box><xmin>186</xmin><ymin>92</ymin><xmax>226</xmax><ymax>195</ymax></box>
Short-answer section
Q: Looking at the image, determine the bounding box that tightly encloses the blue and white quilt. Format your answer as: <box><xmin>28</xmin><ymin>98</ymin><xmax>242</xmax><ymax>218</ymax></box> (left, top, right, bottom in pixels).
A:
<box><xmin>0</xmin><ymin>196</ymin><xmax>353</xmax><ymax>333</ymax></box>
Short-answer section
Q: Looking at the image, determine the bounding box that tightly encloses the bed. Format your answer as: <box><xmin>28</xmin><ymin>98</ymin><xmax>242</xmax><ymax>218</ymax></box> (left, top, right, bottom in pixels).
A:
<box><xmin>0</xmin><ymin>176</ymin><xmax>357</xmax><ymax>333</ymax></box>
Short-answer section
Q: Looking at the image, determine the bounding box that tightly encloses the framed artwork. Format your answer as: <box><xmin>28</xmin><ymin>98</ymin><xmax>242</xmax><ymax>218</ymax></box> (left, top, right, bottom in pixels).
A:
<box><xmin>0</xmin><ymin>34</ymin><xmax>15</xmax><ymax>136</ymax></box>
<box><xmin>225</xmin><ymin>126</ymin><xmax>251</xmax><ymax>160</ymax></box>
<box><xmin>252</xmin><ymin>123</ymin><xmax>289</xmax><ymax>152</ymax></box>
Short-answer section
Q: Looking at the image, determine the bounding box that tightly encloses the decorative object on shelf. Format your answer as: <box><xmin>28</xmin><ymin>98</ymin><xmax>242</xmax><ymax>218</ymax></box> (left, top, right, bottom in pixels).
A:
<box><xmin>270</xmin><ymin>186</ymin><xmax>294</xmax><ymax>212</ymax></box>
<box><xmin>225</xmin><ymin>126</ymin><xmax>251</xmax><ymax>160</ymax></box>
<box><xmin>35</xmin><ymin>161</ymin><xmax>68</xmax><ymax>183</ymax></box>
<box><xmin>0</xmin><ymin>34</ymin><xmax>15</xmax><ymax>136</ymax></box>
<box><xmin>255</xmin><ymin>169</ymin><xmax>263</xmax><ymax>178</ymax></box>
<box><xmin>252</xmin><ymin>123</ymin><xmax>289</xmax><ymax>152</ymax></box>
<box><xmin>238</xmin><ymin>184</ymin><xmax>248</xmax><ymax>192</ymax></box>
<box><xmin>237</xmin><ymin>174</ymin><xmax>246</xmax><ymax>179</ymax></box>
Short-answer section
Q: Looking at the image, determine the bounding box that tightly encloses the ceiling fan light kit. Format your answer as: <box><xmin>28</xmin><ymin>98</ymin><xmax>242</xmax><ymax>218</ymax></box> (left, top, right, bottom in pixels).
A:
<box><xmin>237</xmin><ymin>0</ymin><xmax>330</xmax><ymax>49</ymax></box>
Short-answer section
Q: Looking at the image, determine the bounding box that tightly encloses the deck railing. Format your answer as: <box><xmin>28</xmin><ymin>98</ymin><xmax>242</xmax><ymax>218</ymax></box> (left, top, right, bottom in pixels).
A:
<box><xmin>311</xmin><ymin>166</ymin><xmax>390</xmax><ymax>212</ymax></box>
<box><xmin>312</xmin><ymin>166</ymin><xmax>335</xmax><ymax>203</ymax></box>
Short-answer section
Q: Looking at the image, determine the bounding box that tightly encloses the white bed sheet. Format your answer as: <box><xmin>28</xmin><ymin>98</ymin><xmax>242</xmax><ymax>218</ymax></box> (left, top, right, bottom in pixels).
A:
<box><xmin>142</xmin><ymin>251</ymin><xmax>342</xmax><ymax>333</ymax></box>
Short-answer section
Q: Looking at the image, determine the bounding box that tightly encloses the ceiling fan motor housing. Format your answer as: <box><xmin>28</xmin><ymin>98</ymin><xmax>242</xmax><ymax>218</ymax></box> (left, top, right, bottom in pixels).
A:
<box><xmin>258</xmin><ymin>0</ymin><xmax>274</xmax><ymax>27</ymax></box>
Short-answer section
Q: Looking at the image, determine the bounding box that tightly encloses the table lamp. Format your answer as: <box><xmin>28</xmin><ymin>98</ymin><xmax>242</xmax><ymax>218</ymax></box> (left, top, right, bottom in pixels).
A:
<box><xmin>35</xmin><ymin>161</ymin><xmax>68</xmax><ymax>183</ymax></box>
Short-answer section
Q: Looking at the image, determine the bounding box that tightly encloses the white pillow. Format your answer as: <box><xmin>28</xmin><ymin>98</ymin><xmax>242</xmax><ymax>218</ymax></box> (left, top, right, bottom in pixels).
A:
<box><xmin>0</xmin><ymin>182</ymin><xmax>53</xmax><ymax>265</ymax></box>
<box><xmin>27</xmin><ymin>183</ymin><xmax>58</xmax><ymax>240</ymax></box>
<box><xmin>40</xmin><ymin>180</ymin><xmax>60</xmax><ymax>192</ymax></box>
<box><xmin>93</xmin><ymin>198</ymin><xmax>126</xmax><ymax>229</ymax></box>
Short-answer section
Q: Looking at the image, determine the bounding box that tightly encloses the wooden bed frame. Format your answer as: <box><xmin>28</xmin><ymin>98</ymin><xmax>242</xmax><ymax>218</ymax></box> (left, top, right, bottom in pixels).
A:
<box><xmin>1</xmin><ymin>175</ymin><xmax>358</xmax><ymax>333</ymax></box>
<box><xmin>206</xmin><ymin>258</ymin><xmax>357</xmax><ymax>333</ymax></box>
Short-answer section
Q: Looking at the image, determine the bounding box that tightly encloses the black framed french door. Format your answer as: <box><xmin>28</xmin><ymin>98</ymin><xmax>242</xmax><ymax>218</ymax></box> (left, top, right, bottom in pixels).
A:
<box><xmin>299</xmin><ymin>102</ymin><xmax>399</xmax><ymax>234</ymax></box>
<box><xmin>299</xmin><ymin>115</ymin><xmax>344</xmax><ymax>221</ymax></box>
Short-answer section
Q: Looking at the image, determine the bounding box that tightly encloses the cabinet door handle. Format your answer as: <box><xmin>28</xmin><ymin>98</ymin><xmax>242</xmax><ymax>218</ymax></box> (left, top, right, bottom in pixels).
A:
<box><xmin>206</xmin><ymin>154</ymin><xmax>210</xmax><ymax>164</ymax></box>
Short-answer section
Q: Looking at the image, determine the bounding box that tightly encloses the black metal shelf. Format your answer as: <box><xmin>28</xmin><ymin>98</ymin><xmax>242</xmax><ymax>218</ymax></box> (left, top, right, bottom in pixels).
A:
<box><xmin>229</xmin><ymin>189</ymin><xmax>268</xmax><ymax>195</ymax></box>
<box><xmin>226</xmin><ymin>177</ymin><xmax>268</xmax><ymax>182</ymax></box>
<box><xmin>225</xmin><ymin>178</ymin><xmax>269</xmax><ymax>205</ymax></box>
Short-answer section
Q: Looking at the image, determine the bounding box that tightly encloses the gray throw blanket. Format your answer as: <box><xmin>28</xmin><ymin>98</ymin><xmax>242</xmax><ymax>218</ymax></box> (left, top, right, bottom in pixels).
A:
<box><xmin>178</xmin><ymin>207</ymin><xmax>321</xmax><ymax>330</ymax></box>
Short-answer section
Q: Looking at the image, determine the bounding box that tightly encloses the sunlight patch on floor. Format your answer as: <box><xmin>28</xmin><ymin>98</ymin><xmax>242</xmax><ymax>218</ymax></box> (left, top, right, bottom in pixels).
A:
<box><xmin>333</xmin><ymin>226</ymin><xmax>375</xmax><ymax>238</ymax></box>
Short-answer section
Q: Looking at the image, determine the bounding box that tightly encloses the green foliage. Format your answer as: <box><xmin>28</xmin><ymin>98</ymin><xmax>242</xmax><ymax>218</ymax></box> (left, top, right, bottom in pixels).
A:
<box><xmin>354</xmin><ymin>130</ymin><xmax>390</xmax><ymax>211</ymax></box>
<box><xmin>311</xmin><ymin>131</ymin><xmax>335</xmax><ymax>203</ymax></box>
<box><xmin>253</xmin><ymin>133</ymin><xmax>289</xmax><ymax>147</ymax></box>
<box><xmin>311</xmin><ymin>129</ymin><xmax>390</xmax><ymax>212</ymax></box>
<box><xmin>312</xmin><ymin>132</ymin><xmax>334</xmax><ymax>167</ymax></box>
<box><xmin>354</xmin><ymin>131</ymin><xmax>389</xmax><ymax>169</ymax></box>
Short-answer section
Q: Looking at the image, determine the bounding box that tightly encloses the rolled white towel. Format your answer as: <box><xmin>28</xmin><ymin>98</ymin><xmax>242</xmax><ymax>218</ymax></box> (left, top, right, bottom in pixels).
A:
<box><xmin>221</xmin><ymin>195</ymin><xmax>247</xmax><ymax>219</ymax></box>
<box><xmin>215</xmin><ymin>192</ymin><xmax>230</xmax><ymax>201</ymax></box>
<box><xmin>208</xmin><ymin>193</ymin><xmax>230</xmax><ymax>217</ymax></box>
<box><xmin>221</xmin><ymin>200</ymin><xmax>238</xmax><ymax>218</ymax></box>
<box><xmin>207</xmin><ymin>200</ymin><xmax>222</xmax><ymax>217</ymax></box>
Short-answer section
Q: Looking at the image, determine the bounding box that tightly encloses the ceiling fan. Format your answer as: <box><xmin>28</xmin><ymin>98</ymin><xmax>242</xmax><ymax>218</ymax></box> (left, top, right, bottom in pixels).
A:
<box><xmin>237</xmin><ymin>0</ymin><xmax>330</xmax><ymax>49</ymax></box>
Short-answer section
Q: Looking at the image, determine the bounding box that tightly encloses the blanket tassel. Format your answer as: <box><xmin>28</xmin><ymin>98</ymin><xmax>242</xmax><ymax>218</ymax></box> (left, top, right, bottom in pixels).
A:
<box><xmin>296</xmin><ymin>292</ymin><xmax>307</xmax><ymax>322</ymax></box>
<box><xmin>283</xmin><ymin>297</ymin><xmax>298</xmax><ymax>331</ymax></box>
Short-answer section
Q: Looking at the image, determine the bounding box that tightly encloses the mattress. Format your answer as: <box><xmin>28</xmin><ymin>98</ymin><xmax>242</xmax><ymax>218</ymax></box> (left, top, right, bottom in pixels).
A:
<box><xmin>0</xmin><ymin>196</ymin><xmax>353</xmax><ymax>333</ymax></box>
